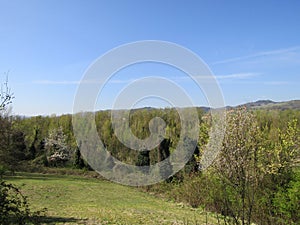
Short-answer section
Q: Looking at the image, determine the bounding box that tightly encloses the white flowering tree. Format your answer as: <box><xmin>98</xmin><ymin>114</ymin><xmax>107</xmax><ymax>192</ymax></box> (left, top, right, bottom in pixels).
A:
<box><xmin>213</xmin><ymin>108</ymin><xmax>262</xmax><ymax>225</ymax></box>
<box><xmin>45</xmin><ymin>127</ymin><xmax>71</xmax><ymax>166</ymax></box>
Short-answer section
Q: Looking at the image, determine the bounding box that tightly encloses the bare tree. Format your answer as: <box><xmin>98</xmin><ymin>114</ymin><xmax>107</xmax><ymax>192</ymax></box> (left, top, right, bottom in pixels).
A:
<box><xmin>0</xmin><ymin>74</ymin><xmax>14</xmax><ymax>112</ymax></box>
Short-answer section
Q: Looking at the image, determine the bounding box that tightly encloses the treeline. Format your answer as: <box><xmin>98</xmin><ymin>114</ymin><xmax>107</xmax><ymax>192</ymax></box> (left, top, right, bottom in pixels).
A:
<box><xmin>0</xmin><ymin>107</ymin><xmax>300</xmax><ymax>224</ymax></box>
<box><xmin>1</xmin><ymin>108</ymin><xmax>203</xmax><ymax>172</ymax></box>
<box><xmin>5</xmin><ymin>108</ymin><xmax>299</xmax><ymax>168</ymax></box>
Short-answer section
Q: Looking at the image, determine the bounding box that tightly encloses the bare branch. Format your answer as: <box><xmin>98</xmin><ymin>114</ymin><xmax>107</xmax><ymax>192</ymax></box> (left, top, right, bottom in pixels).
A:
<box><xmin>0</xmin><ymin>72</ymin><xmax>14</xmax><ymax>111</ymax></box>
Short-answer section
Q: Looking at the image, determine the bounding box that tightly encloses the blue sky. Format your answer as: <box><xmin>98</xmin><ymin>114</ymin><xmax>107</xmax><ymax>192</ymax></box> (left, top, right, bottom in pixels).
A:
<box><xmin>0</xmin><ymin>0</ymin><xmax>300</xmax><ymax>116</ymax></box>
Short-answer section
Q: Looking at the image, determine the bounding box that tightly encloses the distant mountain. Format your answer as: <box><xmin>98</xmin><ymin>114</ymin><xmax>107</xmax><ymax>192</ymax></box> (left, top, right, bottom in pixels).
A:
<box><xmin>238</xmin><ymin>100</ymin><xmax>300</xmax><ymax>110</ymax></box>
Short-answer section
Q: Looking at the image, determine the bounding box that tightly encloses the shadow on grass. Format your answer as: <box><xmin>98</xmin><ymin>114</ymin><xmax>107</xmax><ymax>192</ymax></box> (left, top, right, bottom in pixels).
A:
<box><xmin>34</xmin><ymin>215</ymin><xmax>87</xmax><ymax>224</ymax></box>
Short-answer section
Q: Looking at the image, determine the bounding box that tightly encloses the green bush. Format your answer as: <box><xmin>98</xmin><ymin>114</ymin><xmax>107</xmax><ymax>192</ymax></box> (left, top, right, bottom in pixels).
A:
<box><xmin>273</xmin><ymin>171</ymin><xmax>300</xmax><ymax>224</ymax></box>
<box><xmin>0</xmin><ymin>179</ymin><xmax>46</xmax><ymax>224</ymax></box>
<box><xmin>0</xmin><ymin>165</ymin><xmax>9</xmax><ymax>179</ymax></box>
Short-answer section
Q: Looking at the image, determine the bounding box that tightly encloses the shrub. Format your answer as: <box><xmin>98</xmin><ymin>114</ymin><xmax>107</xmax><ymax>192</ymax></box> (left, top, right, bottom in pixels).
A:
<box><xmin>0</xmin><ymin>180</ymin><xmax>45</xmax><ymax>224</ymax></box>
<box><xmin>273</xmin><ymin>171</ymin><xmax>300</xmax><ymax>224</ymax></box>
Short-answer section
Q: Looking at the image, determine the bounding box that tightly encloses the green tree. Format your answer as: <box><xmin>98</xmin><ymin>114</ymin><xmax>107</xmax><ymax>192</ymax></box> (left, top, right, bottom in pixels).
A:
<box><xmin>28</xmin><ymin>128</ymin><xmax>39</xmax><ymax>160</ymax></box>
<box><xmin>74</xmin><ymin>146</ymin><xmax>85</xmax><ymax>169</ymax></box>
<box><xmin>158</xmin><ymin>138</ymin><xmax>173</xmax><ymax>181</ymax></box>
<box><xmin>0</xmin><ymin>76</ymin><xmax>44</xmax><ymax>224</ymax></box>
<box><xmin>183</xmin><ymin>137</ymin><xmax>199</xmax><ymax>175</ymax></box>
<box><xmin>256</xmin><ymin>118</ymin><xmax>300</xmax><ymax>224</ymax></box>
<box><xmin>205</xmin><ymin>108</ymin><xmax>300</xmax><ymax>225</ymax></box>
<box><xmin>136</xmin><ymin>149</ymin><xmax>150</xmax><ymax>174</ymax></box>
<box><xmin>273</xmin><ymin>172</ymin><xmax>300</xmax><ymax>225</ymax></box>
<box><xmin>0</xmin><ymin>115</ymin><xmax>12</xmax><ymax>168</ymax></box>
<box><xmin>0</xmin><ymin>76</ymin><xmax>14</xmax><ymax>170</ymax></box>
<box><xmin>263</xmin><ymin>119</ymin><xmax>299</xmax><ymax>176</ymax></box>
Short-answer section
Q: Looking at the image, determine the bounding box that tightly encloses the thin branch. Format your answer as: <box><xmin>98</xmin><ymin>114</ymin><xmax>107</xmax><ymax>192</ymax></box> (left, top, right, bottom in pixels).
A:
<box><xmin>0</xmin><ymin>72</ymin><xmax>14</xmax><ymax>111</ymax></box>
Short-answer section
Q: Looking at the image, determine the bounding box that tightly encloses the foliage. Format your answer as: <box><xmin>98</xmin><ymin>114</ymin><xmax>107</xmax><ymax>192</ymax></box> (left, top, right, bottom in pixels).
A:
<box><xmin>0</xmin><ymin>180</ymin><xmax>45</xmax><ymax>224</ymax></box>
<box><xmin>73</xmin><ymin>146</ymin><xmax>85</xmax><ymax>169</ymax></box>
<box><xmin>209</xmin><ymin>108</ymin><xmax>262</xmax><ymax>224</ymax></box>
<box><xmin>0</xmin><ymin>77</ymin><xmax>26</xmax><ymax>172</ymax></box>
<box><xmin>273</xmin><ymin>172</ymin><xmax>300</xmax><ymax>225</ymax></box>
<box><xmin>204</xmin><ymin>108</ymin><xmax>300</xmax><ymax>225</ymax></box>
<box><xmin>3</xmin><ymin>94</ymin><xmax>300</xmax><ymax>224</ymax></box>
<box><xmin>263</xmin><ymin>119</ymin><xmax>299</xmax><ymax>175</ymax></box>
<box><xmin>158</xmin><ymin>138</ymin><xmax>173</xmax><ymax>181</ymax></box>
<box><xmin>148</xmin><ymin>108</ymin><xmax>300</xmax><ymax>225</ymax></box>
<box><xmin>0</xmin><ymin>77</ymin><xmax>44</xmax><ymax>224</ymax></box>
<box><xmin>0</xmin><ymin>115</ymin><xmax>12</xmax><ymax>168</ymax></box>
<box><xmin>135</xmin><ymin>150</ymin><xmax>150</xmax><ymax>174</ymax></box>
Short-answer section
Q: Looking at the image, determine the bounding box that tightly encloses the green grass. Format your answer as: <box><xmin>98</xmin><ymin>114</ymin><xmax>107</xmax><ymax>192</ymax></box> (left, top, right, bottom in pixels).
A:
<box><xmin>7</xmin><ymin>173</ymin><xmax>218</xmax><ymax>224</ymax></box>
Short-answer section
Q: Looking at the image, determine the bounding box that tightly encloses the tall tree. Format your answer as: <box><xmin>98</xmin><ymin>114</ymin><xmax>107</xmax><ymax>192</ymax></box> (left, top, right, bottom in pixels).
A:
<box><xmin>28</xmin><ymin>128</ymin><xmax>39</xmax><ymax>160</ymax></box>
<box><xmin>0</xmin><ymin>76</ymin><xmax>17</xmax><ymax>170</ymax></box>
<box><xmin>158</xmin><ymin>138</ymin><xmax>173</xmax><ymax>181</ymax></box>
<box><xmin>213</xmin><ymin>108</ymin><xmax>262</xmax><ymax>225</ymax></box>
<box><xmin>74</xmin><ymin>146</ymin><xmax>85</xmax><ymax>169</ymax></box>
<box><xmin>0</xmin><ymin>76</ymin><xmax>43</xmax><ymax>224</ymax></box>
<box><xmin>136</xmin><ymin>149</ymin><xmax>150</xmax><ymax>174</ymax></box>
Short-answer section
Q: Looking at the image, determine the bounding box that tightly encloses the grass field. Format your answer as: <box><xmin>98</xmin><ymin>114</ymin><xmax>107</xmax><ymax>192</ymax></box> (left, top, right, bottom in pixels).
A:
<box><xmin>7</xmin><ymin>173</ymin><xmax>218</xmax><ymax>225</ymax></box>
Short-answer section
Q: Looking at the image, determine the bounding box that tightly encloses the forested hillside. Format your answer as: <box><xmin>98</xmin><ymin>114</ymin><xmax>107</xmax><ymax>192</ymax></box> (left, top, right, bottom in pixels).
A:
<box><xmin>1</xmin><ymin>106</ymin><xmax>300</xmax><ymax>224</ymax></box>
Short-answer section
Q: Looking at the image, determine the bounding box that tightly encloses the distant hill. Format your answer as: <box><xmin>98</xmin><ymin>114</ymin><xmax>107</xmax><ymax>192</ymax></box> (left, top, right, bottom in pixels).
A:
<box><xmin>238</xmin><ymin>100</ymin><xmax>300</xmax><ymax>110</ymax></box>
<box><xmin>197</xmin><ymin>100</ymin><xmax>300</xmax><ymax>112</ymax></box>
<box><xmin>92</xmin><ymin>100</ymin><xmax>300</xmax><ymax>115</ymax></box>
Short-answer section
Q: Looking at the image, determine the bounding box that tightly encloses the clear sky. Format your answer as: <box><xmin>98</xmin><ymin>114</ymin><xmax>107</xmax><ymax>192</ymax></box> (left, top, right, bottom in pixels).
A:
<box><xmin>1</xmin><ymin>0</ymin><xmax>300</xmax><ymax>116</ymax></box>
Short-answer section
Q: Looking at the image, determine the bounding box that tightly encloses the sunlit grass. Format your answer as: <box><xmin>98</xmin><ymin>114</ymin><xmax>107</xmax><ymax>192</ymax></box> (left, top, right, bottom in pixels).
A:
<box><xmin>7</xmin><ymin>173</ymin><xmax>218</xmax><ymax>224</ymax></box>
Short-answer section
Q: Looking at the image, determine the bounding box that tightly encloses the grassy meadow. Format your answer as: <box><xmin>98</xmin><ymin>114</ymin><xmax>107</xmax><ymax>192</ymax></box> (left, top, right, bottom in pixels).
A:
<box><xmin>7</xmin><ymin>173</ymin><xmax>218</xmax><ymax>225</ymax></box>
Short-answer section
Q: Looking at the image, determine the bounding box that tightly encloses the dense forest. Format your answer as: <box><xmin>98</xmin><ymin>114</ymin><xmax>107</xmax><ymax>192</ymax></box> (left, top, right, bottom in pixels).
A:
<box><xmin>1</xmin><ymin>100</ymin><xmax>300</xmax><ymax>224</ymax></box>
